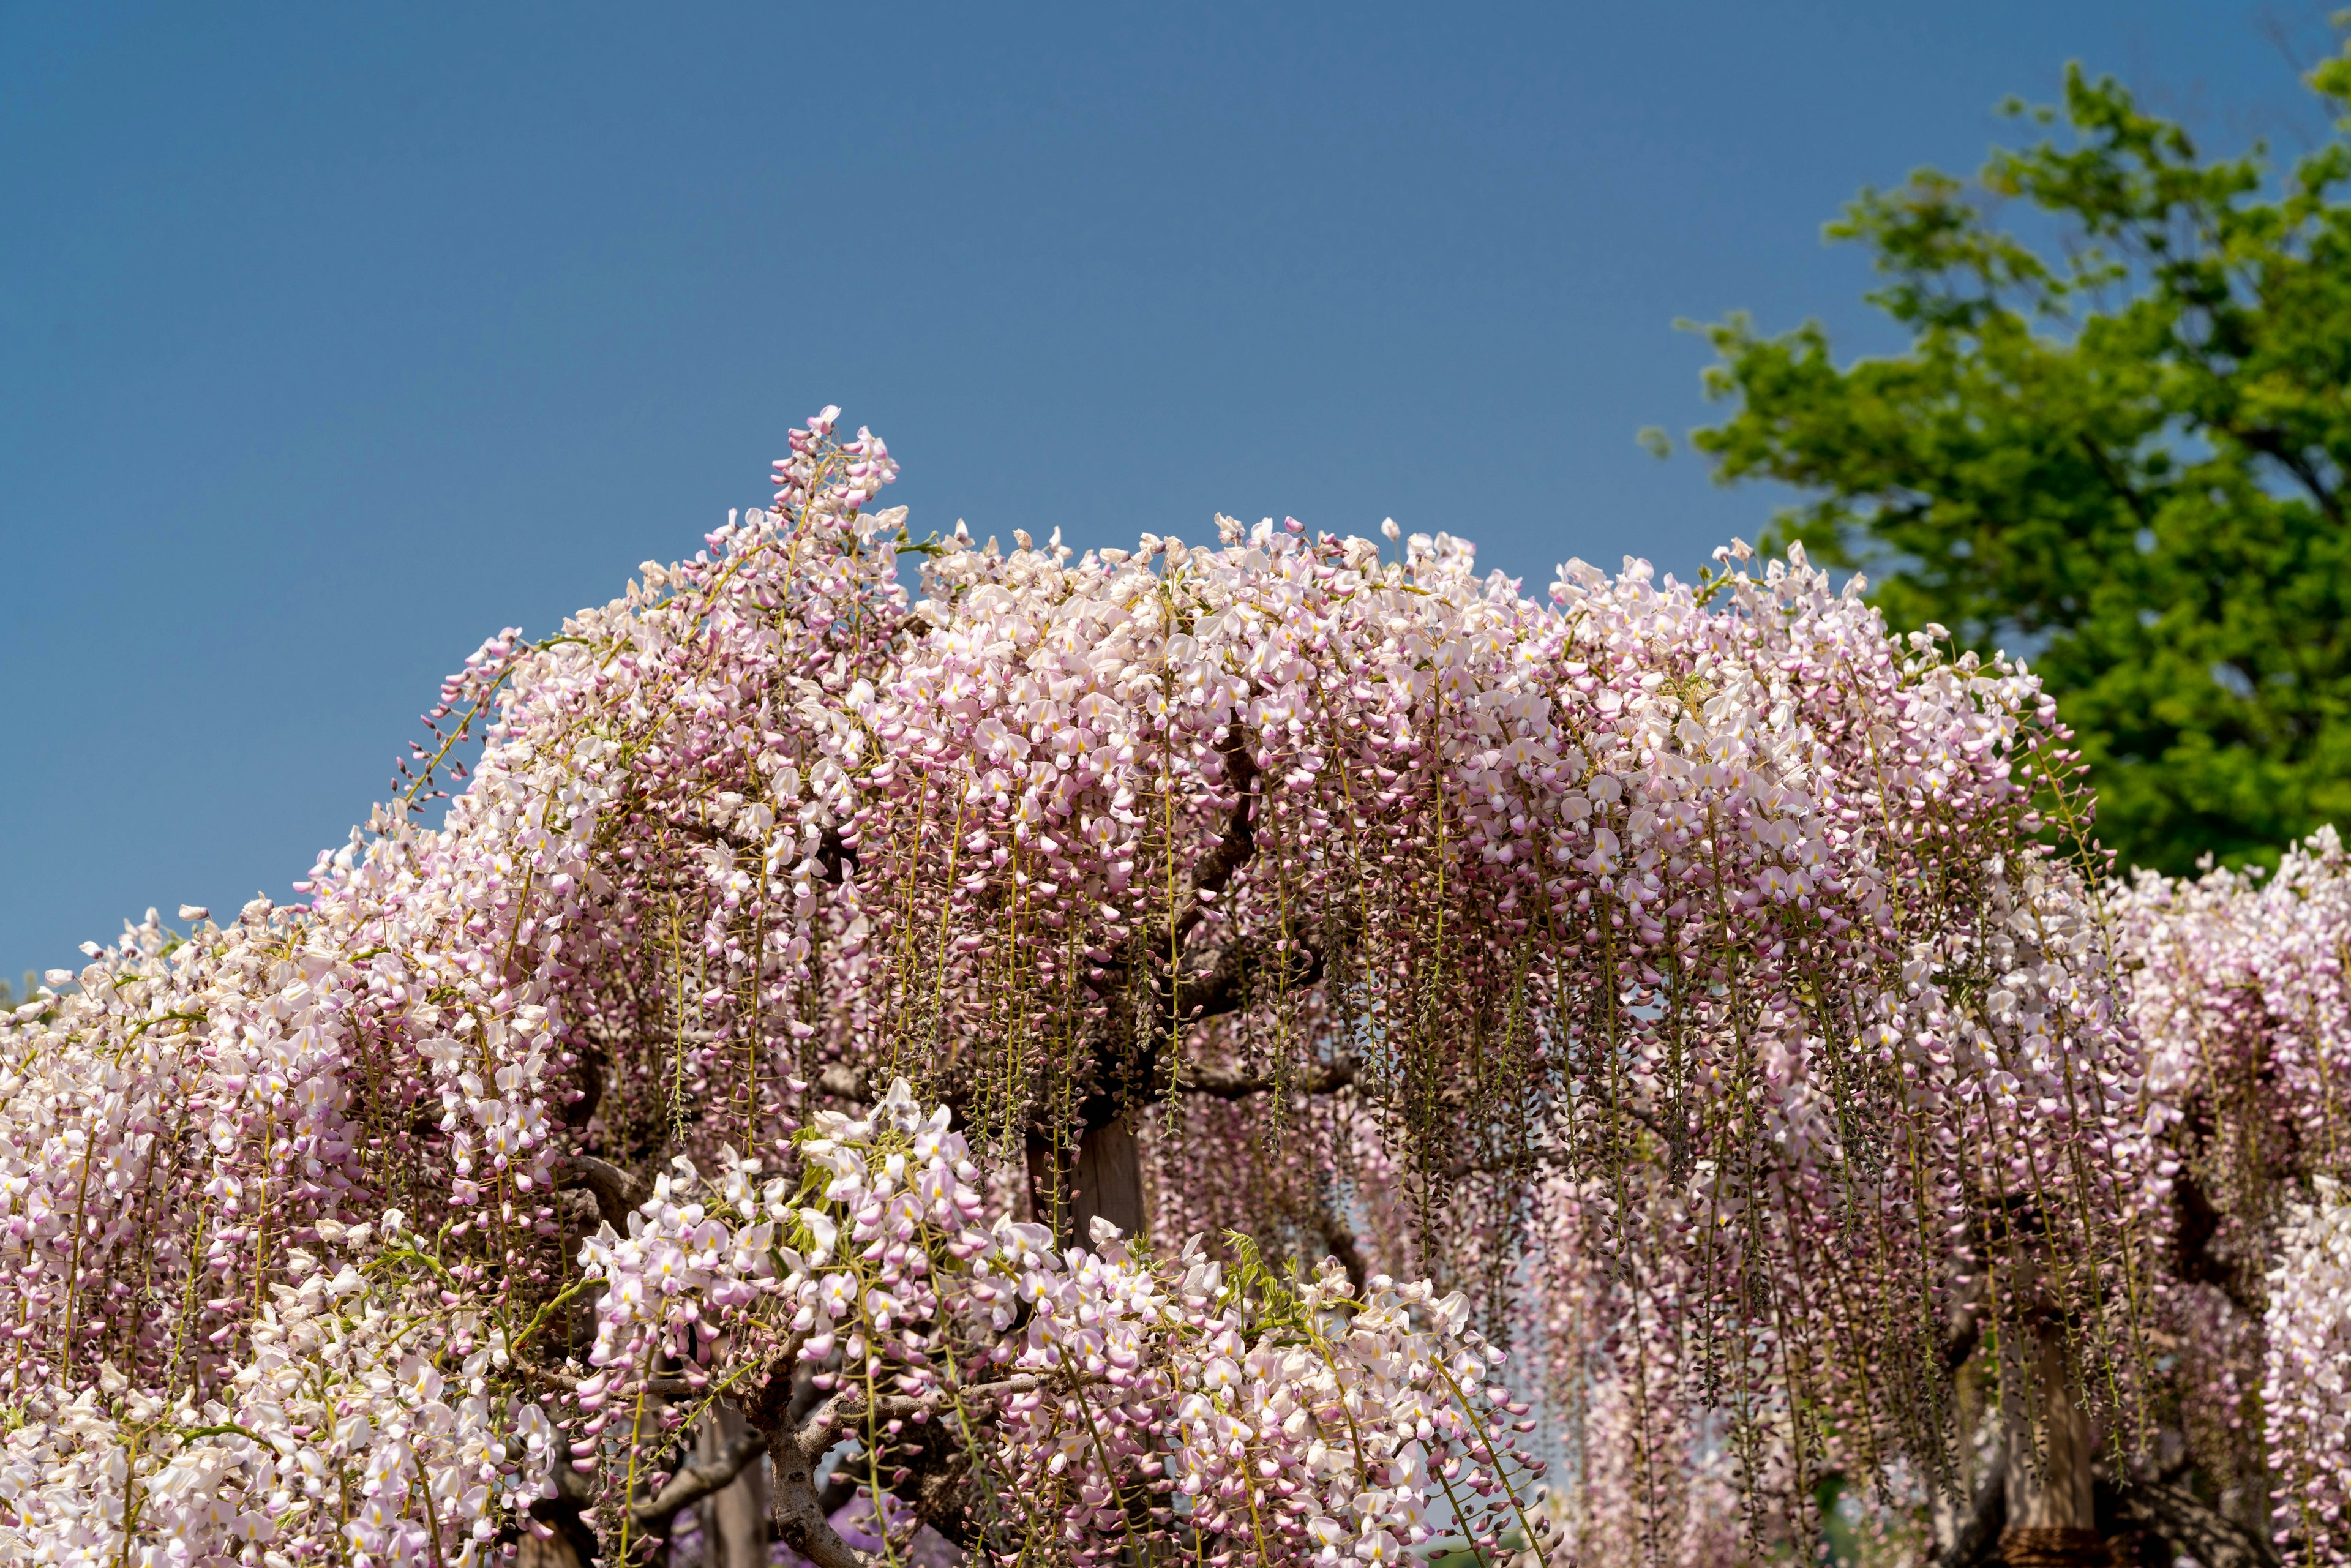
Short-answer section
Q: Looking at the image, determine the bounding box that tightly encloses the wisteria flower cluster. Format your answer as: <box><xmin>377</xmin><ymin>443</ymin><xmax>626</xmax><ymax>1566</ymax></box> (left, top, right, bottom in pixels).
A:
<box><xmin>566</xmin><ymin>1079</ymin><xmax>1545</xmax><ymax>1568</ymax></box>
<box><xmin>10</xmin><ymin>402</ymin><xmax>2334</xmax><ymax>1567</ymax></box>
<box><xmin>2268</xmin><ymin>1179</ymin><xmax>2351</xmax><ymax>1558</ymax></box>
<box><xmin>2110</xmin><ymin>833</ymin><xmax>2351</xmax><ymax>1564</ymax></box>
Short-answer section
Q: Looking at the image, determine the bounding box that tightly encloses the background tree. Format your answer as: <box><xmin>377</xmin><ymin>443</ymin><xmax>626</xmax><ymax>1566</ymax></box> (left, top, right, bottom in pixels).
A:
<box><xmin>1681</xmin><ymin>40</ymin><xmax>2351</xmax><ymax>876</ymax></box>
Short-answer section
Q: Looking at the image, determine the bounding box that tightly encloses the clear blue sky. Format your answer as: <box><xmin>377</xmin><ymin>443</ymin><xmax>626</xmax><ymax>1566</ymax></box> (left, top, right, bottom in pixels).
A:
<box><xmin>0</xmin><ymin>2</ymin><xmax>2328</xmax><ymax>973</ymax></box>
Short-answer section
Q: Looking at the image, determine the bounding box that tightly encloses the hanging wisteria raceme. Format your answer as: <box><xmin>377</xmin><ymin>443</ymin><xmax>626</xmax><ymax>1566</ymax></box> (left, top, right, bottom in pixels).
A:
<box><xmin>2267</xmin><ymin>1180</ymin><xmax>2351</xmax><ymax>1562</ymax></box>
<box><xmin>561</xmin><ymin>1080</ymin><xmax>1544</xmax><ymax>1568</ymax></box>
<box><xmin>1512</xmin><ymin>1171</ymin><xmax>1747</xmax><ymax>1568</ymax></box>
<box><xmin>0</xmin><ymin>403</ymin><xmax>2260</xmax><ymax>1567</ymax></box>
<box><xmin>2109</xmin><ymin>835</ymin><xmax>2351</xmax><ymax>1566</ymax></box>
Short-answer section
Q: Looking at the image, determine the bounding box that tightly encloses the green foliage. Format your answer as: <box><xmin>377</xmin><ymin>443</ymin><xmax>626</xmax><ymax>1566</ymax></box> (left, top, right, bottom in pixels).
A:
<box><xmin>0</xmin><ymin>972</ymin><xmax>35</xmax><ymax>1010</ymax></box>
<box><xmin>1686</xmin><ymin>43</ymin><xmax>2351</xmax><ymax>874</ymax></box>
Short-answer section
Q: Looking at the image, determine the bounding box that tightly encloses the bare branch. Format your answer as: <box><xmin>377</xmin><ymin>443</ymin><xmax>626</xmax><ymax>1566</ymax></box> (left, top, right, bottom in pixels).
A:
<box><xmin>1438</xmin><ymin>1135</ymin><xmax>1572</xmax><ymax>1184</ymax></box>
<box><xmin>2231</xmin><ymin>421</ymin><xmax>2345</xmax><ymax>528</ymax></box>
<box><xmin>2173</xmin><ymin>1168</ymin><xmax>2263</xmax><ymax>1317</ymax></box>
<box><xmin>767</xmin><ymin>1373</ymin><xmax>1051</xmax><ymax>1563</ymax></box>
<box><xmin>509</xmin><ymin>1360</ymin><xmax>709</xmax><ymax>1400</ymax></box>
<box><xmin>673</xmin><ymin>817</ymin><xmax>757</xmax><ymax>856</ymax></box>
<box><xmin>511</xmin><ymin>1361</ymin><xmax>583</xmax><ymax>1396</ymax></box>
<box><xmin>525</xmin><ymin>1461</ymin><xmax>601</xmax><ymax>1567</ymax></box>
<box><xmin>901</xmin><ymin>1450</ymin><xmax>981</xmax><ymax>1551</ymax></box>
<box><xmin>558</xmin><ymin>1041</ymin><xmax>606</xmax><ymax>1130</ymax></box>
<box><xmin>769</xmin><ymin>1462</ymin><xmax>882</xmax><ymax>1568</ymax></box>
<box><xmin>746</xmin><ymin>1351</ymin><xmax>888</xmax><ymax>1568</ymax></box>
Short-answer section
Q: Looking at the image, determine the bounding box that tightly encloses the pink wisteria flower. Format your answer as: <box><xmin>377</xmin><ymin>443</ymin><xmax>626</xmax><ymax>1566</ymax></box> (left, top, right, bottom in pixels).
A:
<box><xmin>1</xmin><ymin>408</ymin><xmax>2341</xmax><ymax>1567</ymax></box>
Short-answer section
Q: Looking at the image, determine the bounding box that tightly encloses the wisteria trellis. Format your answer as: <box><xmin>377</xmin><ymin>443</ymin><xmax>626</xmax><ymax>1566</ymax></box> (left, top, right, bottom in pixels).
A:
<box><xmin>1</xmin><ymin>408</ymin><xmax>2344</xmax><ymax>1567</ymax></box>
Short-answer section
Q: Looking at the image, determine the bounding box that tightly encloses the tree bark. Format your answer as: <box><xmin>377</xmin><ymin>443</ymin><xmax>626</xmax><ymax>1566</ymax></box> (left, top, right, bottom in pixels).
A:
<box><xmin>516</xmin><ymin>1526</ymin><xmax>590</xmax><ymax>1568</ymax></box>
<box><xmin>1934</xmin><ymin>1444</ymin><xmax>2006</xmax><ymax>1568</ymax></box>
<box><xmin>2105</xmin><ymin>1476</ymin><xmax>2279</xmax><ymax>1568</ymax></box>
<box><xmin>694</xmin><ymin>1405</ymin><xmax>771</xmax><ymax>1568</ymax></box>
<box><xmin>517</xmin><ymin>1460</ymin><xmax>600</xmax><ymax>1568</ymax></box>
<box><xmin>1998</xmin><ymin>1321</ymin><xmax>2102</xmax><ymax>1568</ymax></box>
<box><xmin>1071</xmin><ymin>1114</ymin><xmax>1146</xmax><ymax>1248</ymax></box>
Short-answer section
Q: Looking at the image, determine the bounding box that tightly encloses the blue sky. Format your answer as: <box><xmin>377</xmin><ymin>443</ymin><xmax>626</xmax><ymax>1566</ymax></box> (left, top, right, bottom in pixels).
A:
<box><xmin>0</xmin><ymin>2</ymin><xmax>2327</xmax><ymax>973</ymax></box>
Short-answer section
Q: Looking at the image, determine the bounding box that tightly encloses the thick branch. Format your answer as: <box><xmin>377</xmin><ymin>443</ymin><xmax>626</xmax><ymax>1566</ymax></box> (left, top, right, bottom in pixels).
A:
<box><xmin>525</xmin><ymin>1461</ymin><xmax>601</xmax><ymax>1567</ymax></box>
<box><xmin>1184</xmin><ymin>1053</ymin><xmax>1360</xmax><ymax>1099</ymax></box>
<box><xmin>676</xmin><ymin>819</ymin><xmax>858</xmax><ymax>883</ymax></box>
<box><xmin>631</xmin><ymin>1430</ymin><xmax>766</xmax><ymax>1523</ymax></box>
<box><xmin>1158</xmin><ymin>926</ymin><xmax>1329</xmax><ymax>1025</ymax></box>
<box><xmin>558</xmin><ymin>1041</ymin><xmax>607</xmax><ymax>1130</ymax></box>
<box><xmin>901</xmin><ymin>1449</ymin><xmax>981</xmax><ymax>1550</ymax></box>
<box><xmin>1168</xmin><ymin>730</ymin><xmax>1259</xmax><ymax>947</ymax></box>
<box><xmin>511</xmin><ymin>1360</ymin><xmax>708</xmax><ymax>1400</ymax></box>
<box><xmin>2106</xmin><ymin>1477</ymin><xmax>2279</xmax><ymax>1568</ymax></box>
<box><xmin>2173</xmin><ymin>1167</ymin><xmax>2263</xmax><ymax>1316</ymax></box>
<box><xmin>757</xmin><ymin>1373</ymin><xmax>1041</xmax><ymax>1568</ymax></box>
<box><xmin>768</xmin><ymin>1458</ymin><xmax>878</xmax><ymax>1568</ymax></box>
<box><xmin>814</xmin><ymin>827</ymin><xmax>858</xmax><ymax>884</ymax></box>
<box><xmin>814</xmin><ymin>1063</ymin><xmax>874</xmax><ymax>1101</ymax></box>
<box><xmin>809</xmin><ymin>1064</ymin><xmax>980</xmax><ymax>1138</ymax></box>
<box><xmin>1439</xmin><ymin>1133</ymin><xmax>1573</xmax><ymax>1184</ymax></box>
<box><xmin>752</xmin><ymin>1364</ymin><xmax>881</xmax><ymax>1568</ymax></box>
<box><xmin>1314</xmin><ymin>1200</ymin><xmax>1368</xmax><ymax>1294</ymax></box>
<box><xmin>792</xmin><ymin>1378</ymin><xmax>1041</xmax><ymax>1458</ymax></box>
<box><xmin>1935</xmin><ymin>1453</ymin><xmax>2006</xmax><ymax>1568</ymax></box>
<box><xmin>555</xmin><ymin>1153</ymin><xmax>650</xmax><ymax>1228</ymax></box>
<box><xmin>1940</xmin><ymin>1296</ymin><xmax>1982</xmax><ymax>1373</ymax></box>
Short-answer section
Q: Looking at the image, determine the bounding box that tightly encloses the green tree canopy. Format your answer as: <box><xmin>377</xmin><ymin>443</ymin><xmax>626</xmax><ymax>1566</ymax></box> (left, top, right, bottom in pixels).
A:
<box><xmin>1685</xmin><ymin>43</ymin><xmax>2351</xmax><ymax>874</ymax></box>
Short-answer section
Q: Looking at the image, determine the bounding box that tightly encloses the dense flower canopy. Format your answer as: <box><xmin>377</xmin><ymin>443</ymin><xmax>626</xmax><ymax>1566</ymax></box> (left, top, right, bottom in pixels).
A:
<box><xmin>2109</xmin><ymin>837</ymin><xmax>2351</xmax><ymax>1562</ymax></box>
<box><xmin>2</xmin><ymin>408</ymin><xmax>2344</xmax><ymax>1567</ymax></box>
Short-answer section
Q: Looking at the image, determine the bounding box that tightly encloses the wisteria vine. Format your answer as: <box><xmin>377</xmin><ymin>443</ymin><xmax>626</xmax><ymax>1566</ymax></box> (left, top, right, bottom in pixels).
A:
<box><xmin>2</xmin><ymin>407</ymin><xmax>2345</xmax><ymax>1567</ymax></box>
